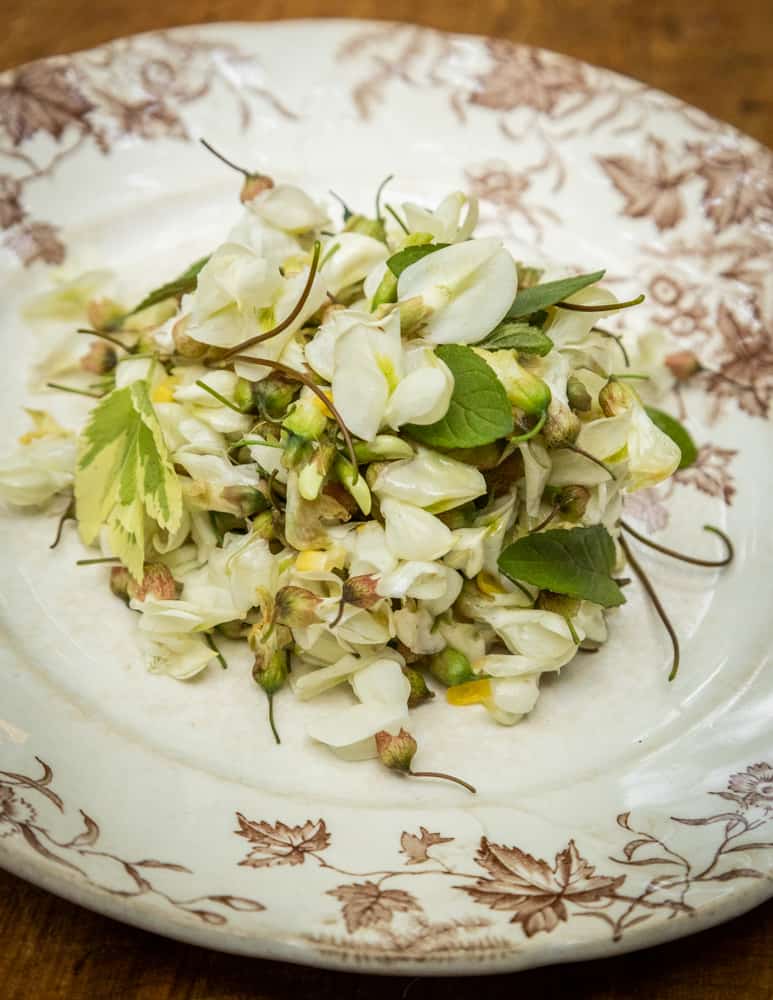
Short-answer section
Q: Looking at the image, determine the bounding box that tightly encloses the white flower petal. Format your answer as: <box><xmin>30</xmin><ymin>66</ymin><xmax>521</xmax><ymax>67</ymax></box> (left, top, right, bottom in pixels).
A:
<box><xmin>381</xmin><ymin>497</ymin><xmax>453</xmax><ymax>561</ymax></box>
<box><xmin>548</xmin><ymin>285</ymin><xmax>618</xmax><ymax>347</ymax></box>
<box><xmin>351</xmin><ymin>658</ymin><xmax>411</xmax><ymax>706</ymax></box>
<box><xmin>519</xmin><ymin>441</ymin><xmax>552</xmax><ymax>518</ymax></box>
<box><xmin>321</xmin><ymin>233</ymin><xmax>389</xmax><ymax>295</ymax></box>
<box><xmin>626</xmin><ymin>404</ymin><xmax>681</xmax><ymax>491</ymax></box>
<box><xmin>143</xmin><ymin>632</ymin><xmax>217</xmax><ymax>680</ymax></box>
<box><xmin>373</xmin><ymin>447</ymin><xmax>485</xmax><ymax>513</ymax></box>
<box><xmin>378</xmin><ymin>561</ymin><xmax>449</xmax><ymax>600</ymax></box>
<box><xmin>0</xmin><ymin>436</ymin><xmax>76</xmax><ymax>507</ymax></box>
<box><xmin>393</xmin><ymin>606</ymin><xmax>446</xmax><ymax>655</ymax></box>
<box><xmin>486</xmin><ymin>675</ymin><xmax>541</xmax><ymax>724</ymax></box>
<box><xmin>250</xmin><ymin>184</ymin><xmax>328</xmax><ymax>234</ymax></box>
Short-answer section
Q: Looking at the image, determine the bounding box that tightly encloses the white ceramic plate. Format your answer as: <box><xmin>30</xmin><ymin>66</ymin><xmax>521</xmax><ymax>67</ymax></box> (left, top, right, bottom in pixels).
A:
<box><xmin>0</xmin><ymin>19</ymin><xmax>771</xmax><ymax>976</ymax></box>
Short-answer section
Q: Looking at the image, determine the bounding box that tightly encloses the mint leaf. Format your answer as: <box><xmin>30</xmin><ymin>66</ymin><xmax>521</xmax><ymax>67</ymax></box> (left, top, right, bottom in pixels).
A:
<box><xmin>387</xmin><ymin>243</ymin><xmax>448</xmax><ymax>278</ymax></box>
<box><xmin>75</xmin><ymin>381</ymin><xmax>183</xmax><ymax>580</ymax></box>
<box><xmin>645</xmin><ymin>406</ymin><xmax>698</xmax><ymax>469</ymax></box>
<box><xmin>498</xmin><ymin>525</ymin><xmax>625</xmax><ymax>607</ymax></box>
<box><xmin>405</xmin><ymin>345</ymin><xmax>513</xmax><ymax>449</ymax></box>
<box><xmin>507</xmin><ymin>270</ymin><xmax>605</xmax><ymax>319</ymax></box>
<box><xmin>129</xmin><ymin>255</ymin><xmax>210</xmax><ymax>315</ymax></box>
<box><xmin>479</xmin><ymin>321</ymin><xmax>553</xmax><ymax>356</ymax></box>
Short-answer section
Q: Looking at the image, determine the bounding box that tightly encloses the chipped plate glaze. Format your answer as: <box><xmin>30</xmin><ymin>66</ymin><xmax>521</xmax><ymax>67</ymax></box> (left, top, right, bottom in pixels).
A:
<box><xmin>0</xmin><ymin>19</ymin><xmax>772</xmax><ymax>975</ymax></box>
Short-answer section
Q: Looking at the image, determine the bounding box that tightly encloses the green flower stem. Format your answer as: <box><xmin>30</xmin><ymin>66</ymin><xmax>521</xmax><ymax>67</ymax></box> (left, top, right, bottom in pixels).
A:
<box><xmin>76</xmin><ymin>328</ymin><xmax>130</xmax><ymax>351</ymax></box>
<box><xmin>510</xmin><ymin>409</ymin><xmax>547</xmax><ymax>444</ymax></box>
<box><xmin>46</xmin><ymin>382</ymin><xmax>105</xmax><ymax>399</ymax></box>
<box><xmin>385</xmin><ymin>203</ymin><xmax>409</xmax><ymax>234</ymax></box>
<box><xmin>194</xmin><ymin>380</ymin><xmax>245</xmax><ymax>413</ymax></box>
<box><xmin>204</xmin><ymin>631</ymin><xmax>228</xmax><ymax>670</ymax></box>
<box><xmin>76</xmin><ymin>556</ymin><xmax>121</xmax><ymax>565</ymax></box>
<box><xmin>556</xmin><ymin>293</ymin><xmax>645</xmax><ymax>313</ymax></box>
<box><xmin>375</xmin><ymin>174</ymin><xmax>394</xmax><ymax>222</ymax></box>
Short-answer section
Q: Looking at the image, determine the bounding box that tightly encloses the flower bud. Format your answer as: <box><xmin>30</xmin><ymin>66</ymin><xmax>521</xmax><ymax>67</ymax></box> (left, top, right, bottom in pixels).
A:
<box><xmin>283</xmin><ymin>434</ymin><xmax>313</xmax><ymax>471</ymax></box>
<box><xmin>403</xmin><ymin>667</ymin><xmax>435</xmax><ymax>708</ymax></box>
<box><xmin>567</xmin><ymin>375</ymin><xmax>592</xmax><ymax>413</ymax></box>
<box><xmin>251</xmin><ymin>509</ymin><xmax>278</xmax><ymax>540</ymax></box>
<box><xmin>354</xmin><ymin>435</ymin><xmax>414</xmax><ymax>463</ymax></box>
<box><xmin>665</xmin><ymin>349</ymin><xmax>702</xmax><ymax>382</ymax></box>
<box><xmin>233</xmin><ymin>378</ymin><xmax>254</xmax><ymax>413</ymax></box>
<box><xmin>555</xmin><ymin>484</ymin><xmax>590</xmax><ymax>521</ymax></box>
<box><xmin>283</xmin><ymin>392</ymin><xmax>328</xmax><ymax>441</ymax></box>
<box><xmin>110</xmin><ymin>562</ymin><xmax>179</xmax><ymax>603</ymax></box>
<box><xmin>536</xmin><ymin>590</ymin><xmax>581</xmax><ymax>617</ymax></box>
<box><xmin>80</xmin><ymin>340</ymin><xmax>117</xmax><ymax>375</ymax></box>
<box><xmin>335</xmin><ymin>456</ymin><xmax>371</xmax><ymax>515</ymax></box>
<box><xmin>253</xmin><ymin>374</ymin><xmax>298</xmax><ymax>419</ymax></box>
<box><xmin>473</xmin><ymin>348</ymin><xmax>551</xmax><ymax>415</ymax></box>
<box><xmin>217</xmin><ymin>619</ymin><xmax>248</xmax><ymax>640</ymax></box>
<box><xmin>375</xmin><ymin>728</ymin><xmax>417</xmax><ymax>772</ymax></box>
<box><xmin>273</xmin><ymin>585</ymin><xmax>322</xmax><ymax>628</ymax></box>
<box><xmin>344</xmin><ymin>214</ymin><xmax>386</xmax><ymax>242</ymax></box>
<box><xmin>220</xmin><ymin>484</ymin><xmax>269</xmax><ymax>517</ymax></box>
<box><xmin>252</xmin><ymin>647</ymin><xmax>288</xmax><ymax>695</ymax></box>
<box><xmin>371</xmin><ymin>270</ymin><xmax>397</xmax><ymax>309</ymax></box>
<box><xmin>87</xmin><ymin>297</ymin><xmax>125</xmax><ymax>332</ymax></box>
<box><xmin>399</xmin><ymin>295</ymin><xmax>430</xmax><ymax>335</ymax></box>
<box><xmin>342</xmin><ymin>573</ymin><xmax>381</xmax><ymax>611</ymax></box>
<box><xmin>599</xmin><ymin>378</ymin><xmax>636</xmax><ymax>417</ymax></box>
<box><xmin>240</xmin><ymin>172</ymin><xmax>274</xmax><ymax>204</ymax></box>
<box><xmin>429</xmin><ymin>647</ymin><xmax>475</xmax><ymax>687</ymax></box>
<box><xmin>172</xmin><ymin>314</ymin><xmax>209</xmax><ymax>360</ymax></box>
<box><xmin>541</xmin><ymin>400</ymin><xmax>581</xmax><ymax>448</ymax></box>
<box><xmin>298</xmin><ymin>439</ymin><xmax>337</xmax><ymax>501</ymax></box>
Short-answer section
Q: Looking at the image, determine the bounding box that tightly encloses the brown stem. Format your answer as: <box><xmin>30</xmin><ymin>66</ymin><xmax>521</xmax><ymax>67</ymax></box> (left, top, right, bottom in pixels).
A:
<box><xmin>76</xmin><ymin>328</ymin><xmax>130</xmax><ymax>351</ymax></box>
<box><xmin>409</xmin><ymin>770</ymin><xmax>476</xmax><ymax>794</ymax></box>
<box><xmin>594</xmin><ymin>326</ymin><xmax>631</xmax><ymax>367</ymax></box>
<box><xmin>46</xmin><ymin>382</ymin><xmax>104</xmax><ymax>400</ymax></box>
<box><xmin>531</xmin><ymin>503</ymin><xmax>560</xmax><ymax>533</ymax></box>
<box><xmin>76</xmin><ymin>556</ymin><xmax>121</xmax><ymax>565</ymax></box>
<box><xmin>556</xmin><ymin>293</ymin><xmax>645</xmax><ymax>313</ymax></box>
<box><xmin>219</xmin><ymin>241</ymin><xmax>321</xmax><ymax>360</ymax></box>
<box><xmin>620</xmin><ymin>536</ymin><xmax>680</xmax><ymax>681</ymax></box>
<box><xmin>50</xmin><ymin>497</ymin><xmax>75</xmax><ymax>550</ymax></box>
<box><xmin>199</xmin><ymin>138</ymin><xmax>251</xmax><ymax>177</ymax></box>
<box><xmin>621</xmin><ymin>520</ymin><xmax>734</xmax><ymax>568</ymax></box>
<box><xmin>267</xmin><ymin>692</ymin><xmax>280</xmax><ymax>745</ymax></box>
<box><xmin>225</xmin><ymin>355</ymin><xmax>359</xmax><ymax>476</ymax></box>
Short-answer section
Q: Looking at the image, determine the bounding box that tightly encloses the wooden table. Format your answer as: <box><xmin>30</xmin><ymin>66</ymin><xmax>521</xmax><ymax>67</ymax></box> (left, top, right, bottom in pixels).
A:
<box><xmin>1</xmin><ymin>1</ymin><xmax>772</xmax><ymax>996</ymax></box>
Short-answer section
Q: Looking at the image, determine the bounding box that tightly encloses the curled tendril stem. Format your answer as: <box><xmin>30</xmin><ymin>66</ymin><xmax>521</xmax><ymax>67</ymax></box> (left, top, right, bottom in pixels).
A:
<box><xmin>218</xmin><ymin>242</ymin><xmax>322</xmax><ymax>361</ymax></box>
<box><xmin>621</xmin><ymin>520</ymin><xmax>734</xmax><ymax>568</ymax></box>
<box><xmin>409</xmin><ymin>770</ymin><xmax>477</xmax><ymax>794</ymax></box>
<box><xmin>556</xmin><ymin>293</ymin><xmax>645</xmax><ymax>313</ymax></box>
<box><xmin>375</xmin><ymin>174</ymin><xmax>394</xmax><ymax>223</ymax></box>
<box><xmin>620</xmin><ymin>535</ymin><xmax>680</xmax><ymax>682</ymax></box>
<box><xmin>50</xmin><ymin>497</ymin><xmax>75</xmax><ymax>550</ymax></box>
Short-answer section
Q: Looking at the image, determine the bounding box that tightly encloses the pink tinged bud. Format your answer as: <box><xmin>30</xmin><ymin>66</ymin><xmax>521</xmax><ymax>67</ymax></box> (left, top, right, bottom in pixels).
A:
<box><xmin>240</xmin><ymin>173</ymin><xmax>275</xmax><ymax>204</ymax></box>
<box><xmin>375</xmin><ymin>728</ymin><xmax>418</xmax><ymax>772</ymax></box>
<box><xmin>403</xmin><ymin>666</ymin><xmax>435</xmax><ymax>707</ymax></box>
<box><xmin>342</xmin><ymin>574</ymin><xmax>381</xmax><ymax>610</ymax></box>
<box><xmin>110</xmin><ymin>562</ymin><xmax>180</xmax><ymax>603</ymax></box>
<box><xmin>80</xmin><ymin>340</ymin><xmax>117</xmax><ymax>375</ymax></box>
<box><xmin>273</xmin><ymin>586</ymin><xmax>322</xmax><ymax>628</ymax></box>
<box><xmin>665</xmin><ymin>350</ymin><xmax>702</xmax><ymax>381</ymax></box>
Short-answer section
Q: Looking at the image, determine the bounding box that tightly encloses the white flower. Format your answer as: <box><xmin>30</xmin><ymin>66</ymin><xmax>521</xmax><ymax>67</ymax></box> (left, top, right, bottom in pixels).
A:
<box><xmin>373</xmin><ymin>447</ymin><xmax>485</xmax><ymax>513</ymax></box>
<box><xmin>393</xmin><ymin>605</ymin><xmax>446</xmax><ymax>655</ymax></box>
<box><xmin>248</xmin><ymin>183</ymin><xmax>328</xmax><ymax>234</ymax></box>
<box><xmin>396</xmin><ymin>237</ymin><xmax>516</xmax><ymax>345</ymax></box>
<box><xmin>331</xmin><ymin>310</ymin><xmax>453</xmax><ymax>440</ymax></box>
<box><xmin>576</xmin><ymin>405</ymin><xmax>681</xmax><ymax>492</ymax></box>
<box><xmin>340</xmin><ymin>522</ymin><xmax>398</xmax><ymax>577</ymax></box>
<box><xmin>380</xmin><ymin>497</ymin><xmax>453</xmax><ymax>561</ymax></box>
<box><xmin>155</xmin><ymin>402</ymin><xmax>228</xmax><ymax>456</ymax></box>
<box><xmin>142</xmin><ymin>632</ymin><xmax>218</xmax><ymax>680</ymax></box>
<box><xmin>115</xmin><ymin>356</ymin><xmax>165</xmax><ymax>390</ymax></box>
<box><xmin>626</xmin><ymin>328</ymin><xmax>676</xmax><ymax>402</ymax></box>
<box><xmin>473</xmin><ymin>608</ymin><xmax>579</xmax><ymax>674</ymax></box>
<box><xmin>227</xmin><ymin>211</ymin><xmax>301</xmax><ymax>267</ymax></box>
<box><xmin>306</xmin><ymin>658</ymin><xmax>411</xmax><ymax>760</ymax></box>
<box><xmin>401</xmin><ymin>191</ymin><xmax>479</xmax><ymax>244</ymax></box>
<box><xmin>319</xmin><ymin>233</ymin><xmax>388</xmax><ymax>296</ymax></box>
<box><xmin>305</xmin><ymin>307</ymin><xmax>376</xmax><ymax>382</ymax></box>
<box><xmin>520</xmin><ymin>441</ymin><xmax>552</xmax><ymax>517</ymax></box>
<box><xmin>292</xmin><ymin>648</ymin><xmax>404</xmax><ymax>701</ymax></box>
<box><xmin>177</xmin><ymin>453</ymin><xmax>261</xmax><ymax>513</ymax></box>
<box><xmin>0</xmin><ymin>435</ymin><xmax>76</xmax><ymax>507</ymax></box>
<box><xmin>172</xmin><ymin>369</ymin><xmax>252</xmax><ymax>435</ymax></box>
<box><xmin>437</xmin><ymin>619</ymin><xmax>488</xmax><ymax>664</ymax></box>
<box><xmin>485</xmin><ymin>675</ymin><xmax>541</xmax><ymax>725</ymax></box>
<box><xmin>23</xmin><ymin>269</ymin><xmax>112</xmax><ymax>323</ymax></box>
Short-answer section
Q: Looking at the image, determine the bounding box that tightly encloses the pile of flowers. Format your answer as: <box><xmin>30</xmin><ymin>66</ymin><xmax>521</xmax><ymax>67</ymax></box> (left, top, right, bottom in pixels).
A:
<box><xmin>0</xmin><ymin>147</ymin><xmax>731</xmax><ymax>788</ymax></box>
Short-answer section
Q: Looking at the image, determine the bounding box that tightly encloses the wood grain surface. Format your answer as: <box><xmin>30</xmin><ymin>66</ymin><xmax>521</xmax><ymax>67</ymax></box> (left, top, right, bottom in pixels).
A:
<box><xmin>0</xmin><ymin>1</ymin><xmax>771</xmax><ymax>996</ymax></box>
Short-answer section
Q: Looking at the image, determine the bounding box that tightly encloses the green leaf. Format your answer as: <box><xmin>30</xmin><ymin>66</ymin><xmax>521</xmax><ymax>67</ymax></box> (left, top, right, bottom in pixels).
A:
<box><xmin>498</xmin><ymin>525</ymin><xmax>626</xmax><ymax>608</ymax></box>
<box><xmin>479</xmin><ymin>321</ymin><xmax>553</xmax><ymax>356</ymax></box>
<box><xmin>507</xmin><ymin>270</ymin><xmax>605</xmax><ymax>319</ymax></box>
<box><xmin>645</xmin><ymin>406</ymin><xmax>698</xmax><ymax>469</ymax></box>
<box><xmin>386</xmin><ymin>243</ymin><xmax>448</xmax><ymax>278</ymax></box>
<box><xmin>75</xmin><ymin>381</ymin><xmax>183</xmax><ymax>581</ymax></box>
<box><xmin>405</xmin><ymin>345</ymin><xmax>513</xmax><ymax>449</ymax></box>
<box><xmin>128</xmin><ymin>255</ymin><xmax>210</xmax><ymax>316</ymax></box>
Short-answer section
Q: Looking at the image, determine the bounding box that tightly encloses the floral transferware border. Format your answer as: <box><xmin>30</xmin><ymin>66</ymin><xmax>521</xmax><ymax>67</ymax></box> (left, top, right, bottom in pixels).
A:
<box><xmin>0</xmin><ymin>30</ymin><xmax>296</xmax><ymax>267</ymax></box>
<box><xmin>3</xmin><ymin>756</ymin><xmax>770</xmax><ymax>962</ymax></box>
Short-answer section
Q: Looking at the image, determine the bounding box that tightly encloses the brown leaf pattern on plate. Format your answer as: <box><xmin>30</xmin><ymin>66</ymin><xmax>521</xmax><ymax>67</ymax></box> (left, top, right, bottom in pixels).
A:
<box><xmin>719</xmin><ymin>763</ymin><xmax>773</xmax><ymax>811</ymax></box>
<box><xmin>400</xmin><ymin>827</ymin><xmax>454</xmax><ymax>865</ymax></box>
<box><xmin>673</xmin><ymin>443</ymin><xmax>737</xmax><ymax>504</ymax></box>
<box><xmin>0</xmin><ymin>60</ymin><xmax>93</xmax><ymax>146</ymax></box>
<box><xmin>597</xmin><ymin>138</ymin><xmax>688</xmax><ymax>231</ymax></box>
<box><xmin>688</xmin><ymin>141</ymin><xmax>773</xmax><ymax>232</ymax></box>
<box><xmin>235</xmin><ymin>815</ymin><xmax>330</xmax><ymax>868</ymax></box>
<box><xmin>471</xmin><ymin>40</ymin><xmax>588</xmax><ymax>115</ymax></box>
<box><xmin>328</xmin><ymin>881</ymin><xmax>422</xmax><ymax>933</ymax></box>
<box><xmin>0</xmin><ymin>174</ymin><xmax>24</xmax><ymax>229</ymax></box>
<box><xmin>0</xmin><ymin>759</ymin><xmax>264</xmax><ymax>923</ymax></box>
<box><xmin>3</xmin><ymin>221</ymin><xmax>65</xmax><ymax>266</ymax></box>
<box><xmin>459</xmin><ymin>838</ymin><xmax>625</xmax><ymax>937</ymax></box>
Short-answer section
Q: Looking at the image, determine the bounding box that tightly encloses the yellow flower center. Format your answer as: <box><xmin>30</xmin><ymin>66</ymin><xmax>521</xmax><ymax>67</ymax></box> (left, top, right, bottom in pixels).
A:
<box><xmin>447</xmin><ymin>678</ymin><xmax>491</xmax><ymax>706</ymax></box>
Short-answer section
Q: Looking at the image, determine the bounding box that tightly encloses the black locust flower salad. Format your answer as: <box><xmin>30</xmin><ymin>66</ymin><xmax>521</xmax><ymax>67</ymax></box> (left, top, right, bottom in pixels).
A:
<box><xmin>0</xmin><ymin>144</ymin><xmax>733</xmax><ymax>792</ymax></box>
